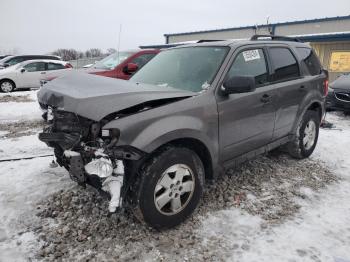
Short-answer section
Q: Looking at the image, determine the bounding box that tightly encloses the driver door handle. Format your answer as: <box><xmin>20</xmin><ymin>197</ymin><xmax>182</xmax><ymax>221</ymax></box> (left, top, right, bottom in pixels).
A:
<box><xmin>260</xmin><ymin>94</ymin><xmax>271</xmax><ymax>103</ymax></box>
<box><xmin>41</xmin><ymin>72</ymin><xmax>46</xmax><ymax>74</ymax></box>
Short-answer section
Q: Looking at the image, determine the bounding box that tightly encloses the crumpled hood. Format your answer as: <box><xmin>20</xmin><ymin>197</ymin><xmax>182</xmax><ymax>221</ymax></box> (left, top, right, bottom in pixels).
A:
<box><xmin>37</xmin><ymin>72</ymin><xmax>194</xmax><ymax>121</ymax></box>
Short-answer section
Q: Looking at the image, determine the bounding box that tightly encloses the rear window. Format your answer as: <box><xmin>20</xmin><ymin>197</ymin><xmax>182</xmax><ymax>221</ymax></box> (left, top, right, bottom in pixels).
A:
<box><xmin>269</xmin><ymin>47</ymin><xmax>300</xmax><ymax>82</ymax></box>
<box><xmin>296</xmin><ymin>47</ymin><xmax>322</xmax><ymax>76</ymax></box>
<box><xmin>131</xmin><ymin>53</ymin><xmax>156</xmax><ymax>69</ymax></box>
<box><xmin>7</xmin><ymin>57</ymin><xmax>25</xmax><ymax>66</ymax></box>
<box><xmin>42</xmin><ymin>56</ymin><xmax>60</xmax><ymax>60</ymax></box>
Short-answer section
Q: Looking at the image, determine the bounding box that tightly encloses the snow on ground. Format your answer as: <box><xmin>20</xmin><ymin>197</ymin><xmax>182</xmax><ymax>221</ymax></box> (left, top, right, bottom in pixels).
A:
<box><xmin>0</xmin><ymin>90</ymin><xmax>42</xmax><ymax>121</ymax></box>
<box><xmin>0</xmin><ymin>91</ymin><xmax>72</xmax><ymax>261</ymax></box>
<box><xmin>0</xmin><ymin>135</ymin><xmax>52</xmax><ymax>160</ymax></box>
<box><xmin>0</xmin><ymin>158</ymin><xmax>72</xmax><ymax>261</ymax></box>
<box><xmin>199</xmin><ymin>112</ymin><xmax>350</xmax><ymax>262</ymax></box>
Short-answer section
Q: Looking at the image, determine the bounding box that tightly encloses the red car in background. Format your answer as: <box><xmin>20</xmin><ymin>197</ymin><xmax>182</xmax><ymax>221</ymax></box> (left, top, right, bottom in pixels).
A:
<box><xmin>42</xmin><ymin>49</ymin><xmax>159</xmax><ymax>83</ymax></box>
<box><xmin>86</xmin><ymin>49</ymin><xmax>159</xmax><ymax>79</ymax></box>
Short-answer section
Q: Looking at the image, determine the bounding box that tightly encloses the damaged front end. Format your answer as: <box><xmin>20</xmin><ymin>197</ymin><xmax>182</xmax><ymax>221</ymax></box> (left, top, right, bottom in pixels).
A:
<box><xmin>39</xmin><ymin>108</ymin><xmax>144</xmax><ymax>212</ymax></box>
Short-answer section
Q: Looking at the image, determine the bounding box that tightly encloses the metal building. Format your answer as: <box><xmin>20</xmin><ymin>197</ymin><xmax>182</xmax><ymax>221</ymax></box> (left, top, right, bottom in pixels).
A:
<box><xmin>163</xmin><ymin>15</ymin><xmax>350</xmax><ymax>81</ymax></box>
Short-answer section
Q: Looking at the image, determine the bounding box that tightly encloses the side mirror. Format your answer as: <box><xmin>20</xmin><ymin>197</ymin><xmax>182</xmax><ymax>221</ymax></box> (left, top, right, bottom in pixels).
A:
<box><xmin>20</xmin><ymin>68</ymin><xmax>26</xmax><ymax>73</ymax></box>
<box><xmin>221</xmin><ymin>76</ymin><xmax>256</xmax><ymax>95</ymax></box>
<box><xmin>123</xmin><ymin>63</ymin><xmax>138</xmax><ymax>74</ymax></box>
<box><xmin>3</xmin><ymin>63</ymin><xmax>10</xmax><ymax>68</ymax></box>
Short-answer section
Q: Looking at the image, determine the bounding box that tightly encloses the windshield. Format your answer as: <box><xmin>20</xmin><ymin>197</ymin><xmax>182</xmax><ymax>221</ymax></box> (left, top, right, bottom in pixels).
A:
<box><xmin>131</xmin><ymin>46</ymin><xmax>229</xmax><ymax>92</ymax></box>
<box><xmin>93</xmin><ymin>52</ymin><xmax>134</xmax><ymax>70</ymax></box>
<box><xmin>0</xmin><ymin>56</ymin><xmax>12</xmax><ymax>65</ymax></box>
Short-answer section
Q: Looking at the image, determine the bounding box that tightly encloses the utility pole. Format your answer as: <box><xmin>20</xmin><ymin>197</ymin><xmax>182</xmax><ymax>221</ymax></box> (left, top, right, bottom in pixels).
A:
<box><xmin>117</xmin><ymin>24</ymin><xmax>122</xmax><ymax>61</ymax></box>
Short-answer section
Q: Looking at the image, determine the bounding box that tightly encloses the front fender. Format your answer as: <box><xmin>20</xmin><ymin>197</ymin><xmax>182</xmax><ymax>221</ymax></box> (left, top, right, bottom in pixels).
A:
<box><xmin>103</xmin><ymin>114</ymin><xmax>218</xmax><ymax>165</ymax></box>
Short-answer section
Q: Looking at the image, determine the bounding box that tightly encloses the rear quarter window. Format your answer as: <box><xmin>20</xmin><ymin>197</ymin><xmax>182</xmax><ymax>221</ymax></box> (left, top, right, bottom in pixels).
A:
<box><xmin>296</xmin><ymin>47</ymin><xmax>322</xmax><ymax>76</ymax></box>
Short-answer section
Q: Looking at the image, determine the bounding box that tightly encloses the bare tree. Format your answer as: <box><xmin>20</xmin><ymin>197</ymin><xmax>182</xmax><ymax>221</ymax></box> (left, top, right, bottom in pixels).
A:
<box><xmin>0</xmin><ymin>47</ymin><xmax>20</xmax><ymax>55</ymax></box>
<box><xmin>51</xmin><ymin>49</ymin><xmax>81</xmax><ymax>61</ymax></box>
<box><xmin>85</xmin><ymin>48</ymin><xmax>103</xmax><ymax>58</ymax></box>
<box><xmin>107</xmin><ymin>48</ymin><xmax>117</xmax><ymax>55</ymax></box>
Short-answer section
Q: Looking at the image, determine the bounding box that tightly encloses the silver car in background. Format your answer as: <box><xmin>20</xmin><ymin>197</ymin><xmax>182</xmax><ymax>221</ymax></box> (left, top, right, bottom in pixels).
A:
<box><xmin>0</xmin><ymin>59</ymin><xmax>72</xmax><ymax>92</ymax></box>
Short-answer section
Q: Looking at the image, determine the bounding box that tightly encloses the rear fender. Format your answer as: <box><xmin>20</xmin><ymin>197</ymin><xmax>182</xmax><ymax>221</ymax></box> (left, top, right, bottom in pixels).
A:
<box><xmin>291</xmin><ymin>89</ymin><xmax>324</xmax><ymax>135</ymax></box>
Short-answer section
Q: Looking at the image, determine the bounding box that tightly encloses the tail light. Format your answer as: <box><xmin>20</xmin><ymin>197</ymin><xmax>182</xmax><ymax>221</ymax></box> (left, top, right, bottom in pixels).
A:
<box><xmin>323</xmin><ymin>79</ymin><xmax>329</xmax><ymax>96</ymax></box>
<box><xmin>65</xmin><ymin>63</ymin><xmax>73</xmax><ymax>68</ymax></box>
<box><xmin>322</xmin><ymin>69</ymin><xmax>329</xmax><ymax>96</ymax></box>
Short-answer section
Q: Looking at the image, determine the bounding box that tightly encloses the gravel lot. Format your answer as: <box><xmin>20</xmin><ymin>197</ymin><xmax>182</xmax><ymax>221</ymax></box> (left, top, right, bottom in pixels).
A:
<box><xmin>1</xmin><ymin>91</ymin><xmax>350</xmax><ymax>262</ymax></box>
<box><xmin>34</xmin><ymin>153</ymin><xmax>336</xmax><ymax>261</ymax></box>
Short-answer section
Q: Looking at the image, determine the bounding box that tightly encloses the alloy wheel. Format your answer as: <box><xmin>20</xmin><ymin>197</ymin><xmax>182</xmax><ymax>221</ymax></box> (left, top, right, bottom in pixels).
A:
<box><xmin>154</xmin><ymin>164</ymin><xmax>195</xmax><ymax>216</ymax></box>
<box><xmin>1</xmin><ymin>81</ymin><xmax>13</xmax><ymax>92</ymax></box>
<box><xmin>303</xmin><ymin>120</ymin><xmax>316</xmax><ymax>150</ymax></box>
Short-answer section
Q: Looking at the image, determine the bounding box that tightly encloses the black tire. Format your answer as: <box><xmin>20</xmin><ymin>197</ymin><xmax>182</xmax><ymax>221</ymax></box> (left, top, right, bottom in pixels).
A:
<box><xmin>287</xmin><ymin>110</ymin><xmax>320</xmax><ymax>159</ymax></box>
<box><xmin>133</xmin><ymin>146</ymin><xmax>204</xmax><ymax>229</ymax></box>
<box><xmin>0</xmin><ymin>80</ymin><xmax>15</xmax><ymax>93</ymax></box>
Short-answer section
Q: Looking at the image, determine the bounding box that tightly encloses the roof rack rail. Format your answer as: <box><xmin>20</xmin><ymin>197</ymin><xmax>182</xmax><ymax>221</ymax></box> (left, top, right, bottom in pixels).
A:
<box><xmin>197</xmin><ymin>39</ymin><xmax>224</xmax><ymax>43</ymax></box>
<box><xmin>251</xmin><ymin>34</ymin><xmax>301</xmax><ymax>42</ymax></box>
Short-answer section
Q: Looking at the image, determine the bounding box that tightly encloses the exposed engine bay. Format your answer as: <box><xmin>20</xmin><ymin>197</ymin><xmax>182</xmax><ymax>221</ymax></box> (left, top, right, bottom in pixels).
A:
<box><xmin>39</xmin><ymin>108</ymin><xmax>144</xmax><ymax>212</ymax></box>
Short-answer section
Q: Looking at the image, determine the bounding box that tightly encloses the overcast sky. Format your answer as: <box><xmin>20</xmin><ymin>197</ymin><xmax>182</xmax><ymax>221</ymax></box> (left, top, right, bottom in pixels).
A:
<box><xmin>1</xmin><ymin>0</ymin><xmax>349</xmax><ymax>54</ymax></box>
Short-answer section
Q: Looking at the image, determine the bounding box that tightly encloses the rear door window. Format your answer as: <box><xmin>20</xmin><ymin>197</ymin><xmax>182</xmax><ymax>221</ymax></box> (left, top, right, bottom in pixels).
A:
<box><xmin>47</xmin><ymin>62</ymin><xmax>65</xmax><ymax>70</ymax></box>
<box><xmin>296</xmin><ymin>47</ymin><xmax>322</xmax><ymax>76</ymax></box>
<box><xmin>269</xmin><ymin>47</ymin><xmax>300</xmax><ymax>82</ymax></box>
<box><xmin>226</xmin><ymin>48</ymin><xmax>269</xmax><ymax>87</ymax></box>
<box><xmin>131</xmin><ymin>53</ymin><xmax>157</xmax><ymax>69</ymax></box>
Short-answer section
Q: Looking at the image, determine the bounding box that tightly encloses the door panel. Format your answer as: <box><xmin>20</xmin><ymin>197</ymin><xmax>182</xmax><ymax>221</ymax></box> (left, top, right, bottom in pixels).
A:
<box><xmin>266</xmin><ymin>47</ymin><xmax>306</xmax><ymax>139</ymax></box>
<box><xmin>218</xmin><ymin>86</ymin><xmax>276</xmax><ymax>161</ymax></box>
<box><xmin>217</xmin><ymin>47</ymin><xmax>276</xmax><ymax>162</ymax></box>
<box><xmin>20</xmin><ymin>62</ymin><xmax>46</xmax><ymax>88</ymax></box>
<box><xmin>270</xmin><ymin>78</ymin><xmax>308</xmax><ymax>139</ymax></box>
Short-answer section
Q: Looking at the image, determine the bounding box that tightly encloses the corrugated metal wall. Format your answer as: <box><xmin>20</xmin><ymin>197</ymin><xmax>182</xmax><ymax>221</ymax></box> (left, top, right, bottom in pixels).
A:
<box><xmin>310</xmin><ymin>41</ymin><xmax>350</xmax><ymax>82</ymax></box>
<box><xmin>167</xmin><ymin>17</ymin><xmax>350</xmax><ymax>44</ymax></box>
<box><xmin>275</xmin><ymin>19</ymin><xmax>350</xmax><ymax>36</ymax></box>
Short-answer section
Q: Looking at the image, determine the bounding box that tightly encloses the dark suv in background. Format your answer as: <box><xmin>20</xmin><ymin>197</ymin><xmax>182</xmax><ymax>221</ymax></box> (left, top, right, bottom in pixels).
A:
<box><xmin>38</xmin><ymin>35</ymin><xmax>327</xmax><ymax>229</ymax></box>
<box><xmin>0</xmin><ymin>55</ymin><xmax>61</xmax><ymax>69</ymax></box>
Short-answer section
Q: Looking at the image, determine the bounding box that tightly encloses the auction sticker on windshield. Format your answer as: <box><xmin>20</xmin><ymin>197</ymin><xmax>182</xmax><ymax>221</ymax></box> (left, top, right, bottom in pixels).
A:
<box><xmin>243</xmin><ymin>50</ymin><xmax>260</xmax><ymax>61</ymax></box>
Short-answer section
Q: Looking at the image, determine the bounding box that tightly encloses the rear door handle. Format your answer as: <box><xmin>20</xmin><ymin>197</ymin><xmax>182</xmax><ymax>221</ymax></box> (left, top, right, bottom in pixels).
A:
<box><xmin>41</xmin><ymin>72</ymin><xmax>46</xmax><ymax>74</ymax></box>
<box><xmin>260</xmin><ymin>94</ymin><xmax>271</xmax><ymax>103</ymax></box>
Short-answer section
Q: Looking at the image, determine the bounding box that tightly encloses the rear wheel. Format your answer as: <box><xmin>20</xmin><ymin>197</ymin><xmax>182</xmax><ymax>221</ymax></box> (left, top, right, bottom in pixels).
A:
<box><xmin>0</xmin><ymin>80</ymin><xmax>15</xmax><ymax>93</ymax></box>
<box><xmin>287</xmin><ymin>110</ymin><xmax>320</xmax><ymax>159</ymax></box>
<box><xmin>133</xmin><ymin>146</ymin><xmax>204</xmax><ymax>229</ymax></box>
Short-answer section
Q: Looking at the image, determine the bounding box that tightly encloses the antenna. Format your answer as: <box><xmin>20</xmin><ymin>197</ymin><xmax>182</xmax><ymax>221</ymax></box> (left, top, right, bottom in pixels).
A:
<box><xmin>117</xmin><ymin>24</ymin><xmax>122</xmax><ymax>61</ymax></box>
<box><xmin>266</xmin><ymin>16</ymin><xmax>272</xmax><ymax>35</ymax></box>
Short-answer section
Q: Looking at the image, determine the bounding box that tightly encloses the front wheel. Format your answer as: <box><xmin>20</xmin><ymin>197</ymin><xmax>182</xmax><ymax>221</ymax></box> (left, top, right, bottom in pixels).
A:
<box><xmin>133</xmin><ymin>146</ymin><xmax>204</xmax><ymax>229</ymax></box>
<box><xmin>287</xmin><ymin>110</ymin><xmax>320</xmax><ymax>159</ymax></box>
<box><xmin>0</xmin><ymin>80</ymin><xmax>15</xmax><ymax>93</ymax></box>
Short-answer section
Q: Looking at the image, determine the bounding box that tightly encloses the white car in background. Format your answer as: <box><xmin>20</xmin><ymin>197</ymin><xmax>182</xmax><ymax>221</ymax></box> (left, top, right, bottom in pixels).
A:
<box><xmin>0</xmin><ymin>59</ymin><xmax>73</xmax><ymax>92</ymax></box>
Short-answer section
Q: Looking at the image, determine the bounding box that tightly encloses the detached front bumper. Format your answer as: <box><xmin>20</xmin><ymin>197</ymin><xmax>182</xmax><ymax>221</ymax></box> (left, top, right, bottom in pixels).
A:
<box><xmin>38</xmin><ymin>126</ymin><xmax>145</xmax><ymax>212</ymax></box>
<box><xmin>64</xmin><ymin>150</ymin><xmax>125</xmax><ymax>212</ymax></box>
<box><xmin>37</xmin><ymin>107</ymin><xmax>146</xmax><ymax>212</ymax></box>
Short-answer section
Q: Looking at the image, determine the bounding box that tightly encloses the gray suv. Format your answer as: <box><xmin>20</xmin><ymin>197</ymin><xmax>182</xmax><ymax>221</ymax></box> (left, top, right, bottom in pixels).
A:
<box><xmin>38</xmin><ymin>35</ymin><xmax>327</xmax><ymax>229</ymax></box>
